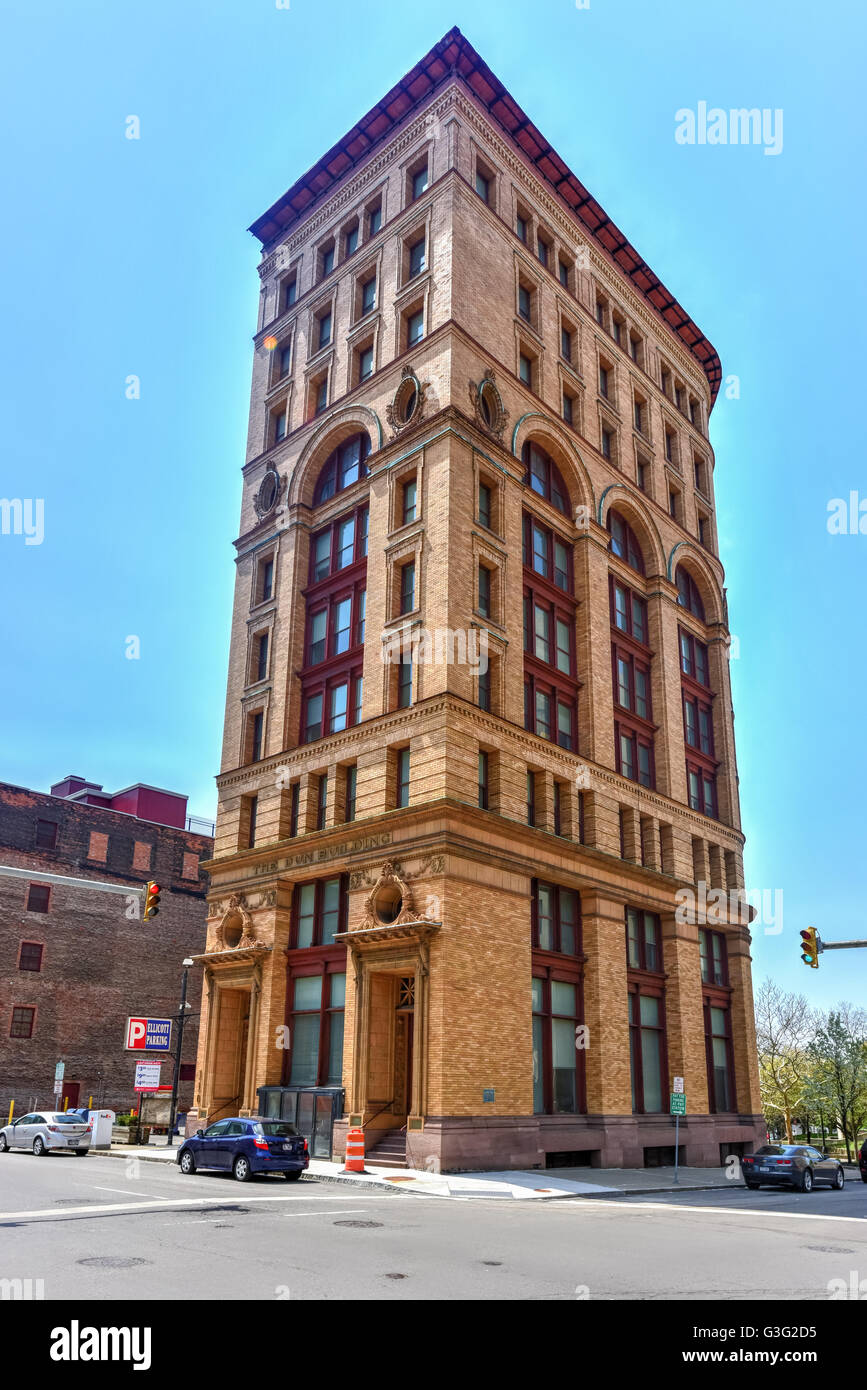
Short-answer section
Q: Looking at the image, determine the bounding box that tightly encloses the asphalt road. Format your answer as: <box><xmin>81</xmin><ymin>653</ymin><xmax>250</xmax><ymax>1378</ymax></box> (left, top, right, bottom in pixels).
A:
<box><xmin>1</xmin><ymin>1149</ymin><xmax>865</xmax><ymax>1301</ymax></box>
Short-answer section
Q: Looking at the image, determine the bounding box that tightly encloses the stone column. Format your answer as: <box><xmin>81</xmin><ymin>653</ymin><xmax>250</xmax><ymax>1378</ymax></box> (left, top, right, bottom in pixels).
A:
<box><xmin>660</xmin><ymin>911</ymin><xmax>709</xmax><ymax>1125</ymax></box>
<box><xmin>582</xmin><ymin>892</ymin><xmax>631</xmax><ymax>1142</ymax></box>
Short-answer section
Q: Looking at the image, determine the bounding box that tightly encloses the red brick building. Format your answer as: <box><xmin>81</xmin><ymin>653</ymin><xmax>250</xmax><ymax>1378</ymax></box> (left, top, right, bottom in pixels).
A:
<box><xmin>0</xmin><ymin>776</ymin><xmax>213</xmax><ymax>1114</ymax></box>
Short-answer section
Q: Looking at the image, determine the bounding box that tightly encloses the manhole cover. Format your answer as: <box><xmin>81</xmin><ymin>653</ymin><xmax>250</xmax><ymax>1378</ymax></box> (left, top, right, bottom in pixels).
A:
<box><xmin>481</xmin><ymin>1260</ymin><xmax>503</xmax><ymax>1266</ymax></box>
<box><xmin>55</xmin><ymin>1198</ymin><xmax>84</xmax><ymax>1205</ymax></box>
<box><xmin>334</xmin><ymin>1220</ymin><xmax>383</xmax><ymax>1229</ymax></box>
<box><xmin>77</xmin><ymin>1257</ymin><xmax>149</xmax><ymax>1269</ymax></box>
<box><xmin>383</xmin><ymin>1272</ymin><xmax>407</xmax><ymax>1280</ymax></box>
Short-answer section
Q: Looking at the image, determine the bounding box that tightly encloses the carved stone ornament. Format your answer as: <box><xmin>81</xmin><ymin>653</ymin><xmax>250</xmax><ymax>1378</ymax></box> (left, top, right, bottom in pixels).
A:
<box><xmin>357</xmin><ymin>860</ymin><xmax>438</xmax><ymax>930</ymax></box>
<box><xmin>254</xmin><ymin>467</ymin><xmax>285</xmax><ymax>520</ymax></box>
<box><xmin>213</xmin><ymin>894</ymin><xmax>258</xmax><ymax>951</ymax></box>
<box><xmin>386</xmin><ymin>366</ymin><xmax>428</xmax><ymax>437</ymax></box>
<box><xmin>468</xmin><ymin>368</ymin><xmax>508</xmax><ymax>441</ymax></box>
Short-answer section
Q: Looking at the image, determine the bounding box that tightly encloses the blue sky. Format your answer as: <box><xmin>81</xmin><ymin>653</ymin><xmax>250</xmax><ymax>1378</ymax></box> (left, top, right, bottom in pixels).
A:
<box><xmin>1</xmin><ymin>0</ymin><xmax>863</xmax><ymax>1009</ymax></box>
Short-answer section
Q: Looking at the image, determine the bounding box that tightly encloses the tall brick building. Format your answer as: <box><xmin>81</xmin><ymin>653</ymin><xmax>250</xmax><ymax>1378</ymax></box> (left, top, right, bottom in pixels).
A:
<box><xmin>0</xmin><ymin>776</ymin><xmax>212</xmax><ymax>1114</ymax></box>
<box><xmin>191</xmin><ymin>28</ymin><xmax>763</xmax><ymax>1169</ymax></box>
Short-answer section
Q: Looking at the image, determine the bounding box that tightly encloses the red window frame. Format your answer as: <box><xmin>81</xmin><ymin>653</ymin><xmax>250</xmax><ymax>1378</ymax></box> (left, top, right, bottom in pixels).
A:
<box><xmin>699</xmin><ymin>928</ymin><xmax>729</xmax><ymax>986</ymax></box>
<box><xmin>703</xmin><ymin>998</ymin><xmax>737</xmax><ymax>1113</ymax></box>
<box><xmin>532</xmin><ymin>969</ymin><xmax>586</xmax><ymax>1116</ymax></box>
<box><xmin>676</xmin><ymin>565</ymin><xmax>706</xmax><ymax>621</ymax></box>
<box><xmin>18</xmin><ymin>942</ymin><xmax>44</xmax><ymax>972</ymax></box>
<box><xmin>522</xmin><ymin>511</ymin><xmax>579</xmax><ymax>750</ymax></box>
<box><xmin>532</xmin><ymin>880</ymin><xmax>582</xmax><ymax>956</ymax></box>
<box><xmin>607</xmin><ymin>509</ymin><xmax>645</xmax><ymax>574</ymax></box>
<box><xmin>522</xmin><ymin>442</ymin><xmax>569</xmax><ymax>516</ymax></box>
<box><xmin>302</xmin><ymin>500</ymin><xmax>368</xmax><ymax>745</ymax></box>
<box><xmin>629</xmin><ymin>985</ymin><xmax>668</xmax><ymax>1114</ymax></box>
<box><xmin>626</xmin><ymin>907</ymin><xmax>663</xmax><ymax>973</ymax></box>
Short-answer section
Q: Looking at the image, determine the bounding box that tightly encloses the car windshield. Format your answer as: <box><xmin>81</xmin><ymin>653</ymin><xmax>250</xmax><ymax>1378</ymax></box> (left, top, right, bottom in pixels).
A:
<box><xmin>51</xmin><ymin>1114</ymin><xmax>87</xmax><ymax>1124</ymax></box>
<box><xmin>755</xmin><ymin>1144</ymin><xmax>797</xmax><ymax>1156</ymax></box>
<box><xmin>255</xmin><ymin>1122</ymin><xmax>299</xmax><ymax>1138</ymax></box>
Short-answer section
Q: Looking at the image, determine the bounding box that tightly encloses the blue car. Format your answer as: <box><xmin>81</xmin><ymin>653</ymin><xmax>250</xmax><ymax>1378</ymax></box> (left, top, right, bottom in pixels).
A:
<box><xmin>177</xmin><ymin>1117</ymin><xmax>309</xmax><ymax>1182</ymax></box>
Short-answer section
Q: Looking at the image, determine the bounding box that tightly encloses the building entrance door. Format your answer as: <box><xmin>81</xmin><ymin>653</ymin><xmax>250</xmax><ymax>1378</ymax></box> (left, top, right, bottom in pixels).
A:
<box><xmin>61</xmin><ymin>1082</ymin><xmax>80</xmax><ymax>1111</ymax></box>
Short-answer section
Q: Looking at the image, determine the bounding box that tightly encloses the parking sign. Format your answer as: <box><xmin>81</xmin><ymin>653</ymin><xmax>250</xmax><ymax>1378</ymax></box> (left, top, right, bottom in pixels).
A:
<box><xmin>125</xmin><ymin>1017</ymin><xmax>172</xmax><ymax>1052</ymax></box>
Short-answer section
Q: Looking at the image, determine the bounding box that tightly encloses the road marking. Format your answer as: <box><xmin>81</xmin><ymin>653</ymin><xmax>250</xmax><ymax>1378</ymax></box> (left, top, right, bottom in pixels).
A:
<box><xmin>550</xmin><ymin>1198</ymin><xmax>867</xmax><ymax>1226</ymax></box>
<box><xmin>91</xmin><ymin>1186</ymin><xmax>171</xmax><ymax>1201</ymax></box>
<box><xmin>0</xmin><ymin>1193</ymin><xmax>407</xmax><ymax>1222</ymax></box>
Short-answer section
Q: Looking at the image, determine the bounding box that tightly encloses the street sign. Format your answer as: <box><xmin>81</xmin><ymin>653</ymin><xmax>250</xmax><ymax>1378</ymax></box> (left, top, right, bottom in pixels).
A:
<box><xmin>53</xmin><ymin>1080</ymin><xmax>63</xmax><ymax>1096</ymax></box>
<box><xmin>54</xmin><ymin>1060</ymin><xmax>65</xmax><ymax>1081</ymax></box>
<box><xmin>670</xmin><ymin>1092</ymin><xmax>686</xmax><ymax>1115</ymax></box>
<box><xmin>125</xmin><ymin>1017</ymin><xmax>172</xmax><ymax>1052</ymax></box>
<box><xmin>672</xmin><ymin>1076</ymin><xmax>684</xmax><ymax>1094</ymax></box>
<box><xmin>134</xmin><ymin>1062</ymin><xmax>163</xmax><ymax>1091</ymax></box>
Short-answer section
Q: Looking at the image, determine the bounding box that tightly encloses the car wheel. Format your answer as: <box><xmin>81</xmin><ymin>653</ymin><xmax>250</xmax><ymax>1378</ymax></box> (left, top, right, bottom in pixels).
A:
<box><xmin>800</xmin><ymin>1167</ymin><xmax>813</xmax><ymax>1193</ymax></box>
<box><xmin>73</xmin><ymin>1149</ymin><xmax>88</xmax><ymax>1157</ymax></box>
<box><xmin>179</xmin><ymin>1150</ymin><xmax>196</xmax><ymax>1175</ymax></box>
<box><xmin>283</xmin><ymin>1169</ymin><xmax>303</xmax><ymax>1181</ymax></box>
<box><xmin>744</xmin><ymin>1181</ymin><xmax>759</xmax><ymax>1190</ymax></box>
<box><xmin>861</xmin><ymin>1173</ymin><xmax>867</xmax><ymax>1184</ymax></box>
<box><xmin>232</xmin><ymin>1155</ymin><xmax>252</xmax><ymax>1182</ymax></box>
<box><xmin>0</xmin><ymin>1135</ymin><xmax>7</xmax><ymax>1153</ymax></box>
<box><xmin>833</xmin><ymin>1166</ymin><xmax>845</xmax><ymax>1190</ymax></box>
<box><xmin>32</xmin><ymin>1137</ymin><xmax>46</xmax><ymax>1157</ymax></box>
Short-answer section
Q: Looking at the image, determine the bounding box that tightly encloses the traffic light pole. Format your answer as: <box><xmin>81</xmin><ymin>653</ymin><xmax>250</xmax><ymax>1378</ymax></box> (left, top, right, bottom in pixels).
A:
<box><xmin>817</xmin><ymin>939</ymin><xmax>867</xmax><ymax>952</ymax></box>
<box><xmin>165</xmin><ymin>962</ymin><xmax>191</xmax><ymax>1148</ymax></box>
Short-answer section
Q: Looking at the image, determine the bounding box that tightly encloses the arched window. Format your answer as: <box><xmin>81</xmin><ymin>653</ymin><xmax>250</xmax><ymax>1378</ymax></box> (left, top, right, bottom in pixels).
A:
<box><xmin>313</xmin><ymin>432</ymin><xmax>371</xmax><ymax>506</ymax></box>
<box><xmin>523</xmin><ymin>441</ymin><xmax>569</xmax><ymax>516</ymax></box>
<box><xmin>607</xmin><ymin>509</ymin><xmax>645</xmax><ymax>575</ymax></box>
<box><xmin>676</xmin><ymin>564</ymin><xmax>706</xmax><ymax>622</ymax></box>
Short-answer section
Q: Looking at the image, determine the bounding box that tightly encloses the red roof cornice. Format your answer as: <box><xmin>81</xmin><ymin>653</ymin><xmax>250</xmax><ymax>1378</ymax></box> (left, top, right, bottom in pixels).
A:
<box><xmin>249</xmin><ymin>27</ymin><xmax>721</xmax><ymax>403</ymax></box>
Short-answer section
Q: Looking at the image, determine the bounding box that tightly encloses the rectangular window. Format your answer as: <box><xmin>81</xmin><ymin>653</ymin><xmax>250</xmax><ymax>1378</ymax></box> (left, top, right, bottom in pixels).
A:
<box><xmin>519</xmin><ymin>353</ymin><xmax>532</xmax><ymax>385</ymax></box>
<box><xmin>630</xmin><ymin>992</ymin><xmax>665</xmax><ymax>1113</ymax></box>
<box><xmin>26</xmin><ymin>884</ymin><xmax>50</xmax><ymax>913</ymax></box>
<box><xmin>289</xmin><ymin>782</ymin><xmax>300</xmax><ymax>837</ymax></box>
<box><xmin>368</xmin><ymin>202</ymin><xmax>382</xmax><ymax>236</ymax></box>
<box><xmin>669</xmin><ymin>490</ymin><xmax>679</xmax><ymax>519</ymax></box>
<box><xmin>478</xmin><ymin>664</ymin><xmax>491</xmax><ymax>712</ymax></box>
<box><xmin>526</xmin><ymin>771</ymin><xmax>536</xmax><ymax>826</ymax></box>
<box><xmin>249</xmin><ymin>711</ymin><xmax>264</xmax><ymax>763</ymax></box>
<box><xmin>533</xmin><ymin>881</ymin><xmax>579</xmax><ymax>955</ymax></box>
<box><xmin>561</xmin><ymin>327</ymin><xmax>571</xmax><ymax>361</ymax></box>
<box><xmin>315</xmin><ymin>378</ymin><xmax>328</xmax><ymax>414</ymax></box>
<box><xmin>706</xmin><ymin>1004</ymin><xmax>735</xmax><ymax>1112</ymax></box>
<box><xmin>400</xmin><ymin>561</ymin><xmax>415</xmax><ymax>614</ymax></box>
<box><xmin>35</xmin><ymin>820</ymin><xmax>58</xmax><ymax>850</ymax></box>
<box><xmin>10</xmin><ymin>1006</ymin><xmax>35</xmax><ymax>1038</ymax></box>
<box><xmin>626</xmin><ymin>907</ymin><xmax>662</xmax><ymax>972</ymax></box>
<box><xmin>255</xmin><ymin>633</ymin><xmax>269</xmax><ymax>683</ymax></box>
<box><xmin>478</xmin><ymin>564</ymin><xmax>491</xmax><ymax>619</ymax></box>
<box><xmin>562</xmin><ymin>392</ymin><xmax>573</xmax><ymax>426</ymax></box>
<box><xmin>601</xmin><ymin>427</ymin><xmax>613</xmax><ymax>460</ymax></box>
<box><xmin>361</xmin><ymin>276</ymin><xmax>376</xmax><ymax>314</ymax></box>
<box><xmin>304</xmin><ymin>692</ymin><xmax>323</xmax><ymax>743</ymax></box>
<box><xmin>279</xmin><ymin>344</ymin><xmax>292</xmax><ymax>379</ymax></box>
<box><xmin>344</xmin><ymin>765</ymin><xmax>357</xmax><ymax>824</ymax></box>
<box><xmin>478</xmin><ymin>751</ymin><xmax>489</xmax><ymax>810</ymax></box>
<box><xmin>411</xmin><ymin>164</ymin><xmax>428</xmax><ymax>201</ymax></box>
<box><xmin>599</xmin><ymin>365</ymin><xmax>609</xmax><ymax>398</ymax></box>
<box><xmin>245</xmin><ymin>794</ymin><xmax>258</xmax><ymax>848</ymax></box>
<box><xmin>533</xmin><ymin>975</ymin><xmax>581</xmax><ymax>1115</ymax></box>
<box><xmin>516</xmin><ymin>213</ymin><xmax>528</xmax><ymax>243</ymax></box>
<box><xmin>344</xmin><ymin>223</ymin><xmax>359</xmax><ymax>257</ymax></box>
<box><xmin>518</xmin><ymin>284</ymin><xmax>532</xmax><ymax>322</ymax></box>
<box><xmin>407</xmin><ymin>309</ymin><xmax>424</xmax><ymax>346</ymax></box>
<box><xmin>409</xmin><ymin>237</ymin><xmax>426</xmax><ymax>278</ymax></box>
<box><xmin>19</xmin><ymin>942</ymin><xmax>44</xmax><ymax>972</ymax></box>
<box><xmin>558</xmin><ymin>258</ymin><xmax>570</xmax><ymax>288</ymax></box>
<box><xmin>359</xmin><ymin>345</ymin><xmax>374</xmax><ymax>381</ymax></box>
<box><xmin>320</xmin><ymin>245</ymin><xmax>335</xmax><ymax>278</ymax></box>
<box><xmin>259</xmin><ymin>556</ymin><xmax>274</xmax><ymax>603</ymax></box>
<box><xmin>328</xmin><ymin>681</ymin><xmax>348</xmax><ymax>733</ymax></box>
<box><xmin>475</xmin><ymin>169</ymin><xmax>490</xmax><ymax>202</ymax></box>
<box><xmin>283</xmin><ymin>275</ymin><xmax>297</xmax><ymax>312</ymax></box>
<box><xmin>397</xmin><ymin>657</ymin><xmax>412</xmax><ymax>709</ymax></box>
<box><xmin>316</xmin><ymin>775</ymin><xmax>328</xmax><ymax>830</ymax></box>
<box><xmin>402</xmin><ymin>478</ymin><xmax>417</xmax><ymax>525</ymax></box>
<box><xmin>699</xmin><ymin>928</ymin><xmax>728</xmax><ymax>986</ymax></box>
<box><xmin>478</xmin><ymin>481</ymin><xmax>492</xmax><ymax>529</ymax></box>
<box><xmin>396</xmin><ymin>748</ymin><xmax>410</xmax><ymax>808</ymax></box>
<box><xmin>537</xmin><ymin>236</ymin><xmax>549</xmax><ymax>268</ymax></box>
<box><xmin>318</xmin><ymin>311</ymin><xmax>332</xmax><ymax>350</ymax></box>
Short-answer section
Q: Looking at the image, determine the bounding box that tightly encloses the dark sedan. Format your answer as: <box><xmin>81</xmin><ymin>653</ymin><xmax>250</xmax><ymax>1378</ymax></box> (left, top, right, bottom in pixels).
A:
<box><xmin>177</xmin><ymin>1118</ymin><xmax>309</xmax><ymax>1182</ymax></box>
<box><xmin>742</xmin><ymin>1143</ymin><xmax>845</xmax><ymax>1192</ymax></box>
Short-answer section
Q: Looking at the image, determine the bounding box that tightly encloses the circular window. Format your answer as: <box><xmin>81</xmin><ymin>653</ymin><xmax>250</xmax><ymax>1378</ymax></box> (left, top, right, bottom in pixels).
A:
<box><xmin>224</xmin><ymin>918</ymin><xmax>243</xmax><ymax>949</ymax></box>
<box><xmin>479</xmin><ymin>380</ymin><xmax>497</xmax><ymax>427</ymax></box>
<box><xmin>374</xmin><ymin>883</ymin><xmax>403</xmax><ymax>924</ymax></box>
<box><xmin>394</xmin><ymin>376</ymin><xmax>419</xmax><ymax>427</ymax></box>
<box><xmin>256</xmin><ymin>469</ymin><xmax>280</xmax><ymax>517</ymax></box>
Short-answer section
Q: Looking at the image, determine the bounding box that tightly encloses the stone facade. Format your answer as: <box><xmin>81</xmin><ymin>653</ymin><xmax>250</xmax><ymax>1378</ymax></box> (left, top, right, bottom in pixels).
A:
<box><xmin>191</xmin><ymin>29</ymin><xmax>764</xmax><ymax>1169</ymax></box>
<box><xmin>0</xmin><ymin>781</ymin><xmax>212</xmax><ymax>1114</ymax></box>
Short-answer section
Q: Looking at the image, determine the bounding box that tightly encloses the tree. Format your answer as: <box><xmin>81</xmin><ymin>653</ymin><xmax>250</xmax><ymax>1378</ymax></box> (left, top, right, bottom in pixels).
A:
<box><xmin>808</xmin><ymin>1006</ymin><xmax>867</xmax><ymax>1161</ymax></box>
<box><xmin>754</xmin><ymin>978</ymin><xmax>816</xmax><ymax>1142</ymax></box>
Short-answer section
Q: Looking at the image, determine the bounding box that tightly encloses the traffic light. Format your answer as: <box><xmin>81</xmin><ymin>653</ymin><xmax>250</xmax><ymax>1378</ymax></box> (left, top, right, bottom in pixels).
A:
<box><xmin>143</xmin><ymin>881</ymin><xmax>161</xmax><ymax>921</ymax></box>
<box><xmin>800</xmin><ymin>926</ymin><xmax>819</xmax><ymax>968</ymax></box>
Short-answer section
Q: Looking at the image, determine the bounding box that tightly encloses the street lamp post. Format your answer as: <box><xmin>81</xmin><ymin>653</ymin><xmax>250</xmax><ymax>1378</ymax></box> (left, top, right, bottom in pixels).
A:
<box><xmin>165</xmin><ymin>959</ymin><xmax>194</xmax><ymax>1147</ymax></box>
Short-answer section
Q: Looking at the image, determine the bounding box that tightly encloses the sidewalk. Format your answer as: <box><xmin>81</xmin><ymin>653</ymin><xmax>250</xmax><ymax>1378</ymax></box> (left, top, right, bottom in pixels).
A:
<box><xmin>102</xmin><ymin>1142</ymin><xmax>765</xmax><ymax>1200</ymax></box>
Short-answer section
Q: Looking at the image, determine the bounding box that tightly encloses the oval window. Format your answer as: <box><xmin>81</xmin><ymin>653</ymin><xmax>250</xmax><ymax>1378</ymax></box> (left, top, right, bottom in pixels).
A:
<box><xmin>393</xmin><ymin>376</ymin><xmax>419</xmax><ymax>427</ymax></box>
<box><xmin>374</xmin><ymin>883</ymin><xmax>402</xmax><ymax>924</ymax></box>
<box><xmin>258</xmin><ymin>471</ymin><xmax>279</xmax><ymax>514</ymax></box>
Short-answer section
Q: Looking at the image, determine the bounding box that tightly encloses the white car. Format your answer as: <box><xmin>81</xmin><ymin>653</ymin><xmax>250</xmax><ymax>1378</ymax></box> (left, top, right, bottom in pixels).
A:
<box><xmin>0</xmin><ymin>1111</ymin><xmax>91</xmax><ymax>1156</ymax></box>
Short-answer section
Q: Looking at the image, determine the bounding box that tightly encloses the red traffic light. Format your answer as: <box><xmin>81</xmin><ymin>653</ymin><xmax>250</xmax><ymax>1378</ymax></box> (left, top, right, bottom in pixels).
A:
<box><xmin>143</xmin><ymin>881</ymin><xmax>161</xmax><ymax>921</ymax></box>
